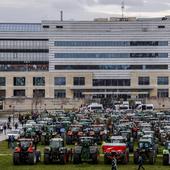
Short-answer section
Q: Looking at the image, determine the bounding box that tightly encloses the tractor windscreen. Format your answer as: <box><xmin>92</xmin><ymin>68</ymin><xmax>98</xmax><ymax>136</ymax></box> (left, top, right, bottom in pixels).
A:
<box><xmin>139</xmin><ymin>142</ymin><xmax>150</xmax><ymax>149</ymax></box>
<box><xmin>20</xmin><ymin>141</ymin><xmax>31</xmax><ymax>150</ymax></box>
<box><xmin>50</xmin><ymin>140</ymin><xmax>62</xmax><ymax>148</ymax></box>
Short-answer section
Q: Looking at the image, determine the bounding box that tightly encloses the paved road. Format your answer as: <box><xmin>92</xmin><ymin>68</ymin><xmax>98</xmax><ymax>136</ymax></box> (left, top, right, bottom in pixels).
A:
<box><xmin>0</xmin><ymin>115</ymin><xmax>19</xmax><ymax>142</ymax></box>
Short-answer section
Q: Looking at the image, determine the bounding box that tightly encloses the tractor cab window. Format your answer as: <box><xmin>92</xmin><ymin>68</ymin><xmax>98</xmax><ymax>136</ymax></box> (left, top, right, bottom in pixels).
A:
<box><xmin>139</xmin><ymin>142</ymin><xmax>150</xmax><ymax>149</ymax></box>
<box><xmin>166</xmin><ymin>143</ymin><xmax>170</xmax><ymax>149</ymax></box>
<box><xmin>20</xmin><ymin>141</ymin><xmax>32</xmax><ymax>149</ymax></box>
<box><xmin>50</xmin><ymin>140</ymin><xmax>63</xmax><ymax>148</ymax></box>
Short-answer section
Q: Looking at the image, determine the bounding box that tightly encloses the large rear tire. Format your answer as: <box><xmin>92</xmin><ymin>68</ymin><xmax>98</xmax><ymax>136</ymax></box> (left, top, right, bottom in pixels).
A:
<box><xmin>163</xmin><ymin>154</ymin><xmax>169</xmax><ymax>165</ymax></box>
<box><xmin>104</xmin><ymin>154</ymin><xmax>110</xmax><ymax>164</ymax></box>
<box><xmin>13</xmin><ymin>153</ymin><xmax>20</xmax><ymax>165</ymax></box>
<box><xmin>149</xmin><ymin>152</ymin><xmax>155</xmax><ymax>165</ymax></box>
<box><xmin>73</xmin><ymin>153</ymin><xmax>81</xmax><ymax>164</ymax></box>
<box><xmin>28</xmin><ymin>153</ymin><xmax>36</xmax><ymax>165</ymax></box>
<box><xmin>60</xmin><ymin>154</ymin><xmax>67</xmax><ymax>164</ymax></box>
<box><xmin>134</xmin><ymin>151</ymin><xmax>139</xmax><ymax>164</ymax></box>
<box><xmin>92</xmin><ymin>153</ymin><xmax>98</xmax><ymax>164</ymax></box>
<box><xmin>44</xmin><ymin>153</ymin><xmax>50</xmax><ymax>164</ymax></box>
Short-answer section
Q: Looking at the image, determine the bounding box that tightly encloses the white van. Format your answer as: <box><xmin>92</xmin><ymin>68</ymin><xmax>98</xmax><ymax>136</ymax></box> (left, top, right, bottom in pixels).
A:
<box><xmin>87</xmin><ymin>103</ymin><xmax>103</xmax><ymax>111</ymax></box>
<box><xmin>136</xmin><ymin>104</ymin><xmax>154</xmax><ymax>111</ymax></box>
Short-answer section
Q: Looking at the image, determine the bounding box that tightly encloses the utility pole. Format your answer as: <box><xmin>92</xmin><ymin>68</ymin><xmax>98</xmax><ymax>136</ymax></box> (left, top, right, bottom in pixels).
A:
<box><xmin>121</xmin><ymin>0</ymin><xmax>125</xmax><ymax>19</ymax></box>
<box><xmin>60</xmin><ymin>10</ymin><xmax>63</xmax><ymax>21</ymax></box>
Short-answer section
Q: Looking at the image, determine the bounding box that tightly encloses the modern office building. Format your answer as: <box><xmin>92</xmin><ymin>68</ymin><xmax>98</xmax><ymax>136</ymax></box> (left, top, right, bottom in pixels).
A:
<box><xmin>1</xmin><ymin>16</ymin><xmax>170</xmax><ymax>110</ymax></box>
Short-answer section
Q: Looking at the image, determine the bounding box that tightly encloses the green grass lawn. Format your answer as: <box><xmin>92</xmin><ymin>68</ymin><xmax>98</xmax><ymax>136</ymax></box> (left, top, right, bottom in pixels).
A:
<box><xmin>0</xmin><ymin>140</ymin><xmax>169</xmax><ymax>170</ymax></box>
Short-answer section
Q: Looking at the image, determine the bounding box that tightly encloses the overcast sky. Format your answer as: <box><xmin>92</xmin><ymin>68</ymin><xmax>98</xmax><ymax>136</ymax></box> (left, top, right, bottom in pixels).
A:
<box><xmin>0</xmin><ymin>0</ymin><xmax>170</xmax><ymax>22</ymax></box>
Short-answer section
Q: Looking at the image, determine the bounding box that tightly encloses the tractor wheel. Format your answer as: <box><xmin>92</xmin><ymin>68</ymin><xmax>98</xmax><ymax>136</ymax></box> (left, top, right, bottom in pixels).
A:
<box><xmin>60</xmin><ymin>154</ymin><xmax>67</xmax><ymax>164</ymax></box>
<box><xmin>28</xmin><ymin>153</ymin><xmax>37</xmax><ymax>165</ymax></box>
<box><xmin>13</xmin><ymin>153</ymin><xmax>20</xmax><ymax>165</ymax></box>
<box><xmin>134</xmin><ymin>152</ymin><xmax>139</xmax><ymax>164</ymax></box>
<box><xmin>73</xmin><ymin>153</ymin><xmax>81</xmax><ymax>164</ymax></box>
<box><xmin>91</xmin><ymin>153</ymin><xmax>98</xmax><ymax>164</ymax></box>
<box><xmin>129</xmin><ymin>144</ymin><xmax>134</xmax><ymax>153</ymax></box>
<box><xmin>104</xmin><ymin>154</ymin><xmax>110</xmax><ymax>164</ymax></box>
<box><xmin>36</xmin><ymin>151</ymin><xmax>41</xmax><ymax>162</ymax></box>
<box><xmin>44</xmin><ymin>154</ymin><xmax>50</xmax><ymax>164</ymax></box>
<box><xmin>123</xmin><ymin>152</ymin><xmax>129</xmax><ymax>164</ymax></box>
<box><xmin>66</xmin><ymin>136</ymin><xmax>72</xmax><ymax>145</ymax></box>
<box><xmin>163</xmin><ymin>154</ymin><xmax>169</xmax><ymax>165</ymax></box>
<box><xmin>149</xmin><ymin>152</ymin><xmax>155</xmax><ymax>165</ymax></box>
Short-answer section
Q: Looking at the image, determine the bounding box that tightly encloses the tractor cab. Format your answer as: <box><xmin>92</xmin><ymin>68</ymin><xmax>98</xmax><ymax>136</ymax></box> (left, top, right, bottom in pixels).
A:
<box><xmin>79</xmin><ymin>137</ymin><xmax>95</xmax><ymax>146</ymax></box>
<box><xmin>49</xmin><ymin>138</ymin><xmax>64</xmax><ymax>148</ymax></box>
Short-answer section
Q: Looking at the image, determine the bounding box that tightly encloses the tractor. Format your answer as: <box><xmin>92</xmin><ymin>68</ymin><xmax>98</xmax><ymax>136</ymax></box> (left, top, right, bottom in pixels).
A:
<box><xmin>13</xmin><ymin>138</ymin><xmax>41</xmax><ymax>165</ymax></box>
<box><xmin>44</xmin><ymin>138</ymin><xmax>70</xmax><ymax>164</ymax></box>
<box><xmin>163</xmin><ymin>141</ymin><xmax>170</xmax><ymax>165</ymax></box>
<box><xmin>66</xmin><ymin>125</ymin><xmax>83</xmax><ymax>145</ymax></box>
<box><xmin>134</xmin><ymin>138</ymin><xmax>157</xmax><ymax>165</ymax></box>
<box><xmin>102</xmin><ymin>136</ymin><xmax>129</xmax><ymax>164</ymax></box>
<box><xmin>73</xmin><ymin>137</ymin><xmax>99</xmax><ymax>164</ymax></box>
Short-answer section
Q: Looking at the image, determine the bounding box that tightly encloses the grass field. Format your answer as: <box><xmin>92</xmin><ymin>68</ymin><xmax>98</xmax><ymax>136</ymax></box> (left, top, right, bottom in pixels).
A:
<box><xmin>0</xmin><ymin>140</ymin><xmax>169</xmax><ymax>170</ymax></box>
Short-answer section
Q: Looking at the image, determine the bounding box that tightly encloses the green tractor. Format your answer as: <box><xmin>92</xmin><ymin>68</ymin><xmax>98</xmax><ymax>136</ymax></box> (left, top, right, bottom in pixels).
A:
<box><xmin>73</xmin><ymin>137</ymin><xmax>99</xmax><ymax>164</ymax></box>
<box><xmin>163</xmin><ymin>141</ymin><xmax>170</xmax><ymax>165</ymax></box>
<box><xmin>134</xmin><ymin>139</ymin><xmax>157</xmax><ymax>165</ymax></box>
<box><xmin>44</xmin><ymin>138</ymin><xmax>70</xmax><ymax>164</ymax></box>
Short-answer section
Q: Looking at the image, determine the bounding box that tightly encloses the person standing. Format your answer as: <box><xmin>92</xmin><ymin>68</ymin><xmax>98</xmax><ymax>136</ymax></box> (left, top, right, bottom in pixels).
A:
<box><xmin>3</xmin><ymin>123</ymin><xmax>7</xmax><ymax>135</ymax></box>
<box><xmin>138</xmin><ymin>155</ymin><xmax>145</xmax><ymax>170</ymax></box>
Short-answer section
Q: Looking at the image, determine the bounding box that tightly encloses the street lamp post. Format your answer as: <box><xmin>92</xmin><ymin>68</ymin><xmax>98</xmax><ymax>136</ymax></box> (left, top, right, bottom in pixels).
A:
<box><xmin>12</xmin><ymin>106</ymin><xmax>15</xmax><ymax>126</ymax></box>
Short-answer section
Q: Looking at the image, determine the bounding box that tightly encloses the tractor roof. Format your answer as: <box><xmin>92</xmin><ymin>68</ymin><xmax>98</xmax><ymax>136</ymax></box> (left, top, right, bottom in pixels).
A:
<box><xmin>110</xmin><ymin>136</ymin><xmax>124</xmax><ymax>140</ymax></box>
<box><xmin>50</xmin><ymin>138</ymin><xmax>63</xmax><ymax>142</ymax></box>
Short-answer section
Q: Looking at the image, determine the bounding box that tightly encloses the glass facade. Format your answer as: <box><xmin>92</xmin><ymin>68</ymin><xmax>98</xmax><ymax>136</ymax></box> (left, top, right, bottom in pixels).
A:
<box><xmin>54</xmin><ymin>90</ymin><xmax>66</xmax><ymax>98</ymax></box>
<box><xmin>0</xmin><ymin>77</ymin><xmax>6</xmax><ymax>86</ymax></box>
<box><xmin>54</xmin><ymin>77</ymin><xmax>66</xmax><ymax>85</ymax></box>
<box><xmin>33</xmin><ymin>77</ymin><xmax>45</xmax><ymax>86</ymax></box>
<box><xmin>74</xmin><ymin>77</ymin><xmax>85</xmax><ymax>86</ymax></box>
<box><xmin>138</xmin><ymin>77</ymin><xmax>150</xmax><ymax>85</ymax></box>
<box><xmin>73</xmin><ymin>90</ymin><xmax>85</xmax><ymax>98</ymax></box>
<box><xmin>33</xmin><ymin>89</ymin><xmax>45</xmax><ymax>98</ymax></box>
<box><xmin>157</xmin><ymin>77</ymin><xmax>169</xmax><ymax>85</ymax></box>
<box><xmin>55</xmin><ymin>65</ymin><xmax>168</xmax><ymax>70</ymax></box>
<box><xmin>13</xmin><ymin>90</ymin><xmax>25</xmax><ymax>97</ymax></box>
<box><xmin>55</xmin><ymin>41</ymin><xmax>168</xmax><ymax>46</ymax></box>
<box><xmin>0</xmin><ymin>23</ymin><xmax>41</xmax><ymax>32</ymax></box>
<box><xmin>14</xmin><ymin>77</ymin><xmax>25</xmax><ymax>86</ymax></box>
<box><xmin>55</xmin><ymin>53</ymin><xmax>168</xmax><ymax>58</ymax></box>
<box><xmin>138</xmin><ymin>94</ymin><xmax>150</xmax><ymax>99</ymax></box>
<box><xmin>93</xmin><ymin>79</ymin><xmax>130</xmax><ymax>86</ymax></box>
<box><xmin>157</xmin><ymin>89</ymin><xmax>169</xmax><ymax>98</ymax></box>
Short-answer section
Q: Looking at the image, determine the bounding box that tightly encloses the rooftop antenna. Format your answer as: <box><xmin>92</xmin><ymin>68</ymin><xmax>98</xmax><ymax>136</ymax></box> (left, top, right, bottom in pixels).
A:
<box><xmin>60</xmin><ymin>10</ymin><xmax>63</xmax><ymax>21</ymax></box>
<box><xmin>121</xmin><ymin>0</ymin><xmax>125</xmax><ymax>18</ymax></box>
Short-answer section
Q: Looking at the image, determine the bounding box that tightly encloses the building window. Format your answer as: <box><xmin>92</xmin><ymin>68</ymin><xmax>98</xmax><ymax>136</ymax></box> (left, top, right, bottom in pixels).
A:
<box><xmin>157</xmin><ymin>89</ymin><xmax>169</xmax><ymax>98</ymax></box>
<box><xmin>93</xmin><ymin>79</ymin><xmax>130</xmax><ymax>86</ymax></box>
<box><xmin>138</xmin><ymin>77</ymin><xmax>150</xmax><ymax>85</ymax></box>
<box><xmin>54</xmin><ymin>77</ymin><xmax>66</xmax><ymax>85</ymax></box>
<box><xmin>54</xmin><ymin>90</ymin><xmax>66</xmax><ymax>98</ymax></box>
<box><xmin>138</xmin><ymin>94</ymin><xmax>149</xmax><ymax>99</ymax></box>
<box><xmin>74</xmin><ymin>77</ymin><xmax>85</xmax><ymax>86</ymax></box>
<box><xmin>13</xmin><ymin>90</ymin><xmax>25</xmax><ymax>97</ymax></box>
<box><xmin>14</xmin><ymin>77</ymin><xmax>25</xmax><ymax>86</ymax></box>
<box><xmin>0</xmin><ymin>90</ymin><xmax>6</xmax><ymax>99</ymax></box>
<box><xmin>33</xmin><ymin>77</ymin><xmax>45</xmax><ymax>86</ymax></box>
<box><xmin>157</xmin><ymin>77</ymin><xmax>169</xmax><ymax>85</ymax></box>
<box><xmin>73</xmin><ymin>90</ymin><xmax>85</xmax><ymax>98</ymax></box>
<box><xmin>55</xmin><ymin>65</ymin><xmax>168</xmax><ymax>70</ymax></box>
<box><xmin>55</xmin><ymin>53</ymin><xmax>168</xmax><ymax>58</ymax></box>
<box><xmin>0</xmin><ymin>77</ymin><xmax>6</xmax><ymax>86</ymax></box>
<box><xmin>33</xmin><ymin>89</ymin><xmax>45</xmax><ymax>98</ymax></box>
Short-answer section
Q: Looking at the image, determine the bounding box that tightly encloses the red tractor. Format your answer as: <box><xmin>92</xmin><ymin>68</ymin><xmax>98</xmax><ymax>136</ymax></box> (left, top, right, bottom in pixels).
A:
<box><xmin>13</xmin><ymin>138</ymin><xmax>41</xmax><ymax>165</ymax></box>
<box><xmin>102</xmin><ymin>136</ymin><xmax>129</xmax><ymax>164</ymax></box>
